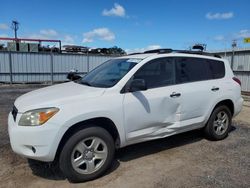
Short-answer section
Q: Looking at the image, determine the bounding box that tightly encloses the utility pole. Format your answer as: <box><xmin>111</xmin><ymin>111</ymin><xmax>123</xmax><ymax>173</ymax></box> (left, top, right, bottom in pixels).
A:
<box><xmin>231</xmin><ymin>40</ymin><xmax>237</xmax><ymax>70</ymax></box>
<box><xmin>11</xmin><ymin>20</ymin><xmax>19</xmax><ymax>39</ymax></box>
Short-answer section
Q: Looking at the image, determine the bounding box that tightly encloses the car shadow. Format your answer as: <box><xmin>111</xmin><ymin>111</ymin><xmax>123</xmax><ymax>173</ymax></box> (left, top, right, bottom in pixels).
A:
<box><xmin>28</xmin><ymin>125</ymin><xmax>236</xmax><ymax>181</ymax></box>
<box><xmin>28</xmin><ymin>159</ymin><xmax>66</xmax><ymax>180</ymax></box>
<box><xmin>116</xmin><ymin>129</ymin><xmax>204</xmax><ymax>162</ymax></box>
<box><xmin>28</xmin><ymin>158</ymin><xmax>120</xmax><ymax>181</ymax></box>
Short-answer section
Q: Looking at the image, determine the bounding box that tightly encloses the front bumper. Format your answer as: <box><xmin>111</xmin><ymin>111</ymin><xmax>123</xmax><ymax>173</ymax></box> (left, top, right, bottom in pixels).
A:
<box><xmin>8</xmin><ymin>112</ymin><xmax>64</xmax><ymax>162</ymax></box>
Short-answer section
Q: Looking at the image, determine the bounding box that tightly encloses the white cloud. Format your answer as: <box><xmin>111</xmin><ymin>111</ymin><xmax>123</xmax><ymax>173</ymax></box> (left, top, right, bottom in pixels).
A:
<box><xmin>102</xmin><ymin>3</ymin><xmax>126</xmax><ymax>17</ymax></box>
<box><xmin>214</xmin><ymin>35</ymin><xmax>225</xmax><ymax>41</ymax></box>
<box><xmin>26</xmin><ymin>34</ymin><xmax>50</xmax><ymax>39</ymax></box>
<box><xmin>206</xmin><ymin>12</ymin><xmax>234</xmax><ymax>20</ymax></box>
<box><xmin>0</xmin><ymin>23</ymin><xmax>9</xmax><ymax>30</ymax></box>
<box><xmin>61</xmin><ymin>35</ymin><xmax>76</xmax><ymax>49</ymax></box>
<box><xmin>83</xmin><ymin>28</ymin><xmax>115</xmax><ymax>43</ymax></box>
<box><xmin>126</xmin><ymin>45</ymin><xmax>161</xmax><ymax>54</ymax></box>
<box><xmin>235</xmin><ymin>29</ymin><xmax>250</xmax><ymax>39</ymax></box>
<box><xmin>40</xmin><ymin>29</ymin><xmax>58</xmax><ymax>37</ymax></box>
<box><xmin>24</xmin><ymin>34</ymin><xmax>38</xmax><ymax>39</ymax></box>
<box><xmin>63</xmin><ymin>35</ymin><xmax>75</xmax><ymax>44</ymax></box>
<box><xmin>212</xmin><ymin>29</ymin><xmax>250</xmax><ymax>44</ymax></box>
<box><xmin>25</xmin><ymin>29</ymin><xmax>59</xmax><ymax>39</ymax></box>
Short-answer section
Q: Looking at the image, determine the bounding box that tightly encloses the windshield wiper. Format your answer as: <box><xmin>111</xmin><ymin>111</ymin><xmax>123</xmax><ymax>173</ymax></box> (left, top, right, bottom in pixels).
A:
<box><xmin>80</xmin><ymin>80</ymin><xmax>92</xmax><ymax>86</ymax></box>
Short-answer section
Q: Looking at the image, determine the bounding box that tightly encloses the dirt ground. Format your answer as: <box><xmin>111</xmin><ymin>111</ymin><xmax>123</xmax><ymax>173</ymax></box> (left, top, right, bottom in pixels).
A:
<box><xmin>0</xmin><ymin>85</ymin><xmax>250</xmax><ymax>188</ymax></box>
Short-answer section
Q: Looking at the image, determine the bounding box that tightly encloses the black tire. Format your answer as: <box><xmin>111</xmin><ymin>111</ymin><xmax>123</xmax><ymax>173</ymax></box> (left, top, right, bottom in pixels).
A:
<box><xmin>204</xmin><ymin>105</ymin><xmax>232</xmax><ymax>140</ymax></box>
<box><xmin>59</xmin><ymin>126</ymin><xmax>115</xmax><ymax>183</ymax></box>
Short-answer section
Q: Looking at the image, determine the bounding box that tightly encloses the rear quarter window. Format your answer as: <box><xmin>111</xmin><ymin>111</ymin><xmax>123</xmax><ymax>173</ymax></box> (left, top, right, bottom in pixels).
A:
<box><xmin>175</xmin><ymin>57</ymin><xmax>225</xmax><ymax>84</ymax></box>
<box><xmin>208</xmin><ymin>59</ymin><xmax>225</xmax><ymax>79</ymax></box>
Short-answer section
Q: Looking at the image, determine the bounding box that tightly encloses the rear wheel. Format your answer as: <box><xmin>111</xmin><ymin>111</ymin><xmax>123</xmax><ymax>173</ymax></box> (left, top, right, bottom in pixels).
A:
<box><xmin>59</xmin><ymin>126</ymin><xmax>115</xmax><ymax>182</ymax></box>
<box><xmin>204</xmin><ymin>105</ymin><xmax>232</xmax><ymax>140</ymax></box>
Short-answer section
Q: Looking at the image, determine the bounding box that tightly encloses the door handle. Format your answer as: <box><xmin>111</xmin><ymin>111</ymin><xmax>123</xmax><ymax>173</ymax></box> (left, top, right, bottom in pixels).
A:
<box><xmin>211</xmin><ymin>87</ymin><xmax>219</xmax><ymax>91</ymax></box>
<box><xmin>170</xmin><ymin>92</ymin><xmax>181</xmax><ymax>98</ymax></box>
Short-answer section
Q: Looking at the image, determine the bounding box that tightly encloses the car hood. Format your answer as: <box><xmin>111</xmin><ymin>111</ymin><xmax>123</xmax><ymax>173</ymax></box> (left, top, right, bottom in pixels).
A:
<box><xmin>15</xmin><ymin>82</ymin><xmax>106</xmax><ymax>113</ymax></box>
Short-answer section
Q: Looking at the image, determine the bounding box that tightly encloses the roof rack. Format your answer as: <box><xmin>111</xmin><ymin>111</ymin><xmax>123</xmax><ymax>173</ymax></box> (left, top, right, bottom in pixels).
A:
<box><xmin>128</xmin><ymin>52</ymin><xmax>143</xmax><ymax>55</ymax></box>
<box><xmin>144</xmin><ymin>48</ymin><xmax>173</xmax><ymax>54</ymax></box>
<box><xmin>139</xmin><ymin>48</ymin><xmax>221</xmax><ymax>58</ymax></box>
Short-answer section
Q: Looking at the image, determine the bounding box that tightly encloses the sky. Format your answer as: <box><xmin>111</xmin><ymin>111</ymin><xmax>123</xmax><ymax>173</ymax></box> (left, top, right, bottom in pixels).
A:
<box><xmin>1</xmin><ymin>0</ymin><xmax>250</xmax><ymax>52</ymax></box>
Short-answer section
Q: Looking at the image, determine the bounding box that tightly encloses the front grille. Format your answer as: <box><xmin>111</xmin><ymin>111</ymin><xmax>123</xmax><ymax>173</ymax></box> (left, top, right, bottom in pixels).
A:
<box><xmin>11</xmin><ymin>106</ymin><xmax>18</xmax><ymax>122</ymax></box>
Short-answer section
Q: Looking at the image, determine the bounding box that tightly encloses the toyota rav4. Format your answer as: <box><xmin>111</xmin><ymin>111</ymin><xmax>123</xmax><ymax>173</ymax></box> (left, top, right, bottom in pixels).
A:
<box><xmin>8</xmin><ymin>49</ymin><xmax>243</xmax><ymax>182</ymax></box>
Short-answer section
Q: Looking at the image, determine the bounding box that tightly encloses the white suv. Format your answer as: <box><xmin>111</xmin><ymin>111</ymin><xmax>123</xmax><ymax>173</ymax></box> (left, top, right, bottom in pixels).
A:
<box><xmin>8</xmin><ymin>49</ymin><xmax>243</xmax><ymax>182</ymax></box>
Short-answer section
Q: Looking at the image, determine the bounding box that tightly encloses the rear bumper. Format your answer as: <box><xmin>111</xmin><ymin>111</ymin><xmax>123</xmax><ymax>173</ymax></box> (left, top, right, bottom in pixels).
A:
<box><xmin>234</xmin><ymin>97</ymin><xmax>244</xmax><ymax>117</ymax></box>
<box><xmin>8</xmin><ymin>113</ymin><xmax>65</xmax><ymax>162</ymax></box>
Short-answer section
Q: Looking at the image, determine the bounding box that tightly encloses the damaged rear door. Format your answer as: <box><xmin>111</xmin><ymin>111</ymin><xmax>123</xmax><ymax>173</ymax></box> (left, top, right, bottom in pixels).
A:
<box><xmin>123</xmin><ymin>57</ymin><xmax>182</xmax><ymax>143</ymax></box>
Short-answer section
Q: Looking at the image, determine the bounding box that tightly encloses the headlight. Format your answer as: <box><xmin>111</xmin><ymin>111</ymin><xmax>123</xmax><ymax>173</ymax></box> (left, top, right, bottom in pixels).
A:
<box><xmin>19</xmin><ymin>107</ymin><xmax>59</xmax><ymax>126</ymax></box>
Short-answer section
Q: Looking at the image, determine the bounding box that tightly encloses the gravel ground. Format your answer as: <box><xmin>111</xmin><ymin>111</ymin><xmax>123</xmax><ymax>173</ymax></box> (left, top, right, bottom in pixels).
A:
<box><xmin>0</xmin><ymin>84</ymin><xmax>250</xmax><ymax>188</ymax></box>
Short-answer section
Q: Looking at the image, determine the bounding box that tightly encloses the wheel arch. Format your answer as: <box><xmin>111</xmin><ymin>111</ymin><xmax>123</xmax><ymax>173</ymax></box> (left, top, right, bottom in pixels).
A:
<box><xmin>204</xmin><ymin>99</ymin><xmax>234</xmax><ymax>127</ymax></box>
<box><xmin>54</xmin><ymin>117</ymin><xmax>120</xmax><ymax>161</ymax></box>
<box><xmin>204</xmin><ymin>99</ymin><xmax>234</xmax><ymax>140</ymax></box>
<box><xmin>213</xmin><ymin>99</ymin><xmax>234</xmax><ymax>116</ymax></box>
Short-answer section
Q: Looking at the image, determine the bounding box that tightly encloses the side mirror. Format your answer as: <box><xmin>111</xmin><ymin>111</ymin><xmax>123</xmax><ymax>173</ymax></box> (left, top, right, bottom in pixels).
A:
<box><xmin>129</xmin><ymin>79</ymin><xmax>147</xmax><ymax>92</ymax></box>
<box><xmin>67</xmin><ymin>70</ymin><xmax>82</xmax><ymax>81</ymax></box>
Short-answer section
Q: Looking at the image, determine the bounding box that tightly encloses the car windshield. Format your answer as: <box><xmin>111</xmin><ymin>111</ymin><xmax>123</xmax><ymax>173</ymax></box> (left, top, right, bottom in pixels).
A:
<box><xmin>78</xmin><ymin>58</ymin><xmax>141</xmax><ymax>88</ymax></box>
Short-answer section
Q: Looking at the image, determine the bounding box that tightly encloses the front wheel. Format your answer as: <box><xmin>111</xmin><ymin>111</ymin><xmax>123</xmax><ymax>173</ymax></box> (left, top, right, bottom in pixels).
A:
<box><xmin>204</xmin><ymin>105</ymin><xmax>232</xmax><ymax>140</ymax></box>
<box><xmin>59</xmin><ymin>126</ymin><xmax>115</xmax><ymax>182</ymax></box>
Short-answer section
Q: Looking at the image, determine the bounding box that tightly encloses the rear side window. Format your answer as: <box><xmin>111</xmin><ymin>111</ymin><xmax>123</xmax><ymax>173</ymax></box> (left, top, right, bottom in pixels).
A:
<box><xmin>175</xmin><ymin>57</ymin><xmax>212</xmax><ymax>84</ymax></box>
<box><xmin>208</xmin><ymin>59</ymin><xmax>225</xmax><ymax>79</ymax></box>
<box><xmin>133</xmin><ymin>57</ymin><xmax>175</xmax><ymax>89</ymax></box>
<box><xmin>175</xmin><ymin>57</ymin><xmax>225</xmax><ymax>84</ymax></box>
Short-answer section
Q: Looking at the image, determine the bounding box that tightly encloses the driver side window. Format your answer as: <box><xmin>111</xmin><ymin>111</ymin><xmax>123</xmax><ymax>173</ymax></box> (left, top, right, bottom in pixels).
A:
<box><xmin>133</xmin><ymin>57</ymin><xmax>175</xmax><ymax>89</ymax></box>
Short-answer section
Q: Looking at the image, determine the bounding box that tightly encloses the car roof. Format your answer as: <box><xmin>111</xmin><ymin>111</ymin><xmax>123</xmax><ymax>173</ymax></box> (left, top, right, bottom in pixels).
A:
<box><xmin>117</xmin><ymin>49</ymin><xmax>223</xmax><ymax>61</ymax></box>
<box><xmin>116</xmin><ymin>52</ymin><xmax>223</xmax><ymax>62</ymax></box>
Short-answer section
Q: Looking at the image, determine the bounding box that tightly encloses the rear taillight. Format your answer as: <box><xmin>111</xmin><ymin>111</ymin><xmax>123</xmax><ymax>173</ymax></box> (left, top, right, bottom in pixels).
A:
<box><xmin>233</xmin><ymin>77</ymin><xmax>241</xmax><ymax>86</ymax></box>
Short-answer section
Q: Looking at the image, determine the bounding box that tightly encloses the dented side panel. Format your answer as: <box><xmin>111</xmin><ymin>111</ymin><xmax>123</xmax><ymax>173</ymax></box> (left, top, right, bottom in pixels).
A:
<box><xmin>123</xmin><ymin>85</ymin><xmax>181</xmax><ymax>141</ymax></box>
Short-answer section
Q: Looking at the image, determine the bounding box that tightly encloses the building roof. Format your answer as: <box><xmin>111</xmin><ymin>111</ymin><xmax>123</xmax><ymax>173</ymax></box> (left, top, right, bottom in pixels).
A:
<box><xmin>211</xmin><ymin>47</ymin><xmax>250</xmax><ymax>54</ymax></box>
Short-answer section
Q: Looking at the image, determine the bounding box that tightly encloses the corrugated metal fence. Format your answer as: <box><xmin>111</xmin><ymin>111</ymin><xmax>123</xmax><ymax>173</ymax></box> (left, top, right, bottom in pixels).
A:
<box><xmin>0</xmin><ymin>52</ymin><xmax>114</xmax><ymax>83</ymax></box>
<box><xmin>214</xmin><ymin>49</ymin><xmax>250</xmax><ymax>93</ymax></box>
<box><xmin>1</xmin><ymin>50</ymin><xmax>250</xmax><ymax>92</ymax></box>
